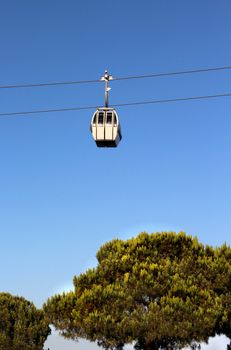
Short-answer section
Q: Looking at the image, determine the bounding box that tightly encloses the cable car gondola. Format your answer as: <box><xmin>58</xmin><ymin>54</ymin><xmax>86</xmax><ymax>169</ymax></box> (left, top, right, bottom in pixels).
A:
<box><xmin>90</xmin><ymin>71</ymin><xmax>122</xmax><ymax>147</ymax></box>
<box><xmin>91</xmin><ymin>108</ymin><xmax>122</xmax><ymax>147</ymax></box>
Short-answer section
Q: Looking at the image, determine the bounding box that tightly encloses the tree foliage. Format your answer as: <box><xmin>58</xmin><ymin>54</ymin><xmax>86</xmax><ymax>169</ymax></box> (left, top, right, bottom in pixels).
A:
<box><xmin>0</xmin><ymin>292</ymin><xmax>50</xmax><ymax>350</ymax></box>
<box><xmin>44</xmin><ymin>232</ymin><xmax>231</xmax><ymax>350</ymax></box>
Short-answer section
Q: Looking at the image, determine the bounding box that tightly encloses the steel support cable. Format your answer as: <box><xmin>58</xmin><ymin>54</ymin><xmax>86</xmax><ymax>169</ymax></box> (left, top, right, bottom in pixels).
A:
<box><xmin>0</xmin><ymin>79</ymin><xmax>100</xmax><ymax>89</ymax></box>
<box><xmin>113</xmin><ymin>65</ymin><xmax>231</xmax><ymax>81</ymax></box>
<box><xmin>0</xmin><ymin>92</ymin><xmax>231</xmax><ymax>117</ymax></box>
<box><xmin>0</xmin><ymin>65</ymin><xmax>231</xmax><ymax>89</ymax></box>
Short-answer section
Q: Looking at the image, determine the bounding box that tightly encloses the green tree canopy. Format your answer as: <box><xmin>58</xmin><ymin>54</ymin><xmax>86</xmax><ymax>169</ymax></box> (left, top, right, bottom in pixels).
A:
<box><xmin>44</xmin><ymin>232</ymin><xmax>231</xmax><ymax>350</ymax></box>
<box><xmin>0</xmin><ymin>292</ymin><xmax>50</xmax><ymax>350</ymax></box>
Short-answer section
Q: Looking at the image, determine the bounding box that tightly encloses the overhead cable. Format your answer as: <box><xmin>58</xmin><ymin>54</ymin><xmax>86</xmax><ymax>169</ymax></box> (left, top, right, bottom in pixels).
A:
<box><xmin>114</xmin><ymin>65</ymin><xmax>231</xmax><ymax>81</ymax></box>
<box><xmin>0</xmin><ymin>65</ymin><xmax>231</xmax><ymax>90</ymax></box>
<box><xmin>0</xmin><ymin>78</ymin><xmax>100</xmax><ymax>90</ymax></box>
<box><xmin>0</xmin><ymin>92</ymin><xmax>231</xmax><ymax>117</ymax></box>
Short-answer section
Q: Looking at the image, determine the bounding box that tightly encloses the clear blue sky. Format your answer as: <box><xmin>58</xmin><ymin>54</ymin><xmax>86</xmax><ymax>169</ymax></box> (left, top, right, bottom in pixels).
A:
<box><xmin>0</xmin><ymin>1</ymin><xmax>231</xmax><ymax>349</ymax></box>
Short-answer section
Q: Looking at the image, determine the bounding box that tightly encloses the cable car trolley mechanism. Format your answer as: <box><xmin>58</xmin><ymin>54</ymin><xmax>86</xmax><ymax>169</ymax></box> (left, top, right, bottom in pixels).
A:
<box><xmin>90</xmin><ymin>71</ymin><xmax>122</xmax><ymax>147</ymax></box>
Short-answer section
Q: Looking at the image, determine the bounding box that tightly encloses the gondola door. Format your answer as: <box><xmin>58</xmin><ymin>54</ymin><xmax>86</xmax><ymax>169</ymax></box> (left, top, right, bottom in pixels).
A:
<box><xmin>105</xmin><ymin>111</ymin><xmax>113</xmax><ymax>141</ymax></box>
<box><xmin>96</xmin><ymin>111</ymin><xmax>105</xmax><ymax>141</ymax></box>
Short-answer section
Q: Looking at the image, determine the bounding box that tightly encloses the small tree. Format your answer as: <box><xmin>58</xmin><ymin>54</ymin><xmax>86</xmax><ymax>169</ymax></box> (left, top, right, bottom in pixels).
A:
<box><xmin>0</xmin><ymin>292</ymin><xmax>50</xmax><ymax>350</ymax></box>
<box><xmin>45</xmin><ymin>232</ymin><xmax>231</xmax><ymax>350</ymax></box>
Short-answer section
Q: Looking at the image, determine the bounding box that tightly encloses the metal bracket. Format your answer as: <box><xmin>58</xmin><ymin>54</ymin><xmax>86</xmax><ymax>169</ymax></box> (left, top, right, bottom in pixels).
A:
<box><xmin>100</xmin><ymin>70</ymin><xmax>113</xmax><ymax>107</ymax></box>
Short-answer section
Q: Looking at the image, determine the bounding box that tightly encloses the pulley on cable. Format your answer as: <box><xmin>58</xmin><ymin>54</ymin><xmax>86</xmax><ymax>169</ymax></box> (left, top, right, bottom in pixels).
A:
<box><xmin>90</xmin><ymin>70</ymin><xmax>122</xmax><ymax>147</ymax></box>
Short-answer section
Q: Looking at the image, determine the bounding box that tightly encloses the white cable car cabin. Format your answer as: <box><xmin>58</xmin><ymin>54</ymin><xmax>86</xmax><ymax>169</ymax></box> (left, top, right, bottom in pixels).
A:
<box><xmin>90</xmin><ymin>108</ymin><xmax>122</xmax><ymax>147</ymax></box>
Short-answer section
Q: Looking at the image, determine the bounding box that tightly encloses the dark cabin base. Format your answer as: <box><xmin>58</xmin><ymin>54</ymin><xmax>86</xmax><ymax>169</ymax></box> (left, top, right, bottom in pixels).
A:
<box><xmin>96</xmin><ymin>140</ymin><xmax>118</xmax><ymax>148</ymax></box>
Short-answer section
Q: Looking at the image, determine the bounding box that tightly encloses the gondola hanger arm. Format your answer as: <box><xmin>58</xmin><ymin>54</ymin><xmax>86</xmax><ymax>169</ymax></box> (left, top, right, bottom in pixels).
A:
<box><xmin>100</xmin><ymin>70</ymin><xmax>113</xmax><ymax>108</ymax></box>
